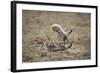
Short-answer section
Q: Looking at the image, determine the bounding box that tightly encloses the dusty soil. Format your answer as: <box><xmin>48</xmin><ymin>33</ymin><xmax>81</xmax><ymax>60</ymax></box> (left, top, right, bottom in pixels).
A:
<box><xmin>22</xmin><ymin>10</ymin><xmax>91</xmax><ymax>63</ymax></box>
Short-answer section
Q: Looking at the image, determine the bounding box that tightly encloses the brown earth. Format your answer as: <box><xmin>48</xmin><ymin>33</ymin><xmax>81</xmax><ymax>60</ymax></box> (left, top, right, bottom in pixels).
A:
<box><xmin>22</xmin><ymin>10</ymin><xmax>91</xmax><ymax>63</ymax></box>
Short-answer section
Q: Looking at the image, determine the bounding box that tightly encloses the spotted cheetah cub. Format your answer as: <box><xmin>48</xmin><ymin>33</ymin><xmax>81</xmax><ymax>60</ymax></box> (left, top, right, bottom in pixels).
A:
<box><xmin>51</xmin><ymin>24</ymin><xmax>72</xmax><ymax>44</ymax></box>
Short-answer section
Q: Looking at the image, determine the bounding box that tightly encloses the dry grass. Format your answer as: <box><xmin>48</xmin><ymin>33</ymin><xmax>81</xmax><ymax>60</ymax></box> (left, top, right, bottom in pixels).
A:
<box><xmin>22</xmin><ymin>10</ymin><xmax>91</xmax><ymax>63</ymax></box>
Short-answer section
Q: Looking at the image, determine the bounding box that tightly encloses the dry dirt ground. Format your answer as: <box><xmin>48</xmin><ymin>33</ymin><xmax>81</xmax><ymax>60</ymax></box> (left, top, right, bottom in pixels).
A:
<box><xmin>22</xmin><ymin>10</ymin><xmax>91</xmax><ymax>63</ymax></box>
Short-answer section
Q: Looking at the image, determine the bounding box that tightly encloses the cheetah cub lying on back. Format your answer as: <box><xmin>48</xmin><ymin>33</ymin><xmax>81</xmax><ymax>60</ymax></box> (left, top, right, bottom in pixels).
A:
<box><xmin>51</xmin><ymin>24</ymin><xmax>72</xmax><ymax>44</ymax></box>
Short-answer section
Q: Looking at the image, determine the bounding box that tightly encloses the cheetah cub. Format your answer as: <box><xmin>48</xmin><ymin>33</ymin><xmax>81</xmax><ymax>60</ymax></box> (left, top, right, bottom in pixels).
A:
<box><xmin>51</xmin><ymin>24</ymin><xmax>72</xmax><ymax>44</ymax></box>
